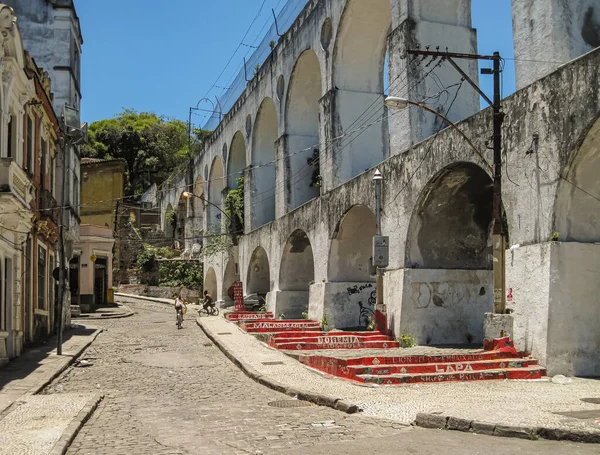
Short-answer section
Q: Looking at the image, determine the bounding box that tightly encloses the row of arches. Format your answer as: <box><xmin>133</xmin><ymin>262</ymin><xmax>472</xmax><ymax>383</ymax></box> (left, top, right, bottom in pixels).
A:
<box><xmin>195</xmin><ymin>0</ymin><xmax>393</xmax><ymax>233</ymax></box>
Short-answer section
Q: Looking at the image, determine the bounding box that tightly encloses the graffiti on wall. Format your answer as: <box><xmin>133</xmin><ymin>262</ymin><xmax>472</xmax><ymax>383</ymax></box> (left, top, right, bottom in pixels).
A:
<box><xmin>347</xmin><ymin>284</ymin><xmax>376</xmax><ymax>326</ymax></box>
<box><xmin>411</xmin><ymin>282</ymin><xmax>488</xmax><ymax>309</ymax></box>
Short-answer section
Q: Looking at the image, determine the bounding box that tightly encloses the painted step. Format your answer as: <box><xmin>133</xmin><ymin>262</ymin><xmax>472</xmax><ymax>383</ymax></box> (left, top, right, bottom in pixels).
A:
<box><xmin>343</xmin><ymin>350</ymin><xmax>522</xmax><ymax>367</ymax></box>
<box><xmin>275</xmin><ymin>338</ymin><xmax>400</xmax><ymax>351</ymax></box>
<box><xmin>348</xmin><ymin>358</ymin><xmax>538</xmax><ymax>376</ymax></box>
<box><xmin>357</xmin><ymin>365</ymin><xmax>546</xmax><ymax>385</ymax></box>
<box><xmin>242</xmin><ymin>324</ymin><xmax>322</xmax><ymax>333</ymax></box>
<box><xmin>226</xmin><ymin>313</ymin><xmax>274</xmax><ymax>321</ymax></box>
<box><xmin>271</xmin><ymin>334</ymin><xmax>391</xmax><ymax>344</ymax></box>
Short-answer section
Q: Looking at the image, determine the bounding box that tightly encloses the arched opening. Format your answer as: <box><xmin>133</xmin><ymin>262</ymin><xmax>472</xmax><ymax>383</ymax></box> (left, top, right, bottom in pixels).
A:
<box><xmin>222</xmin><ymin>259</ymin><xmax>239</xmax><ymax>307</ymax></box>
<box><xmin>332</xmin><ymin>0</ymin><xmax>391</xmax><ymax>185</ymax></box>
<box><xmin>191</xmin><ymin>176</ymin><xmax>205</xmax><ymax>254</ymax></box>
<box><xmin>324</xmin><ymin>205</ymin><xmax>377</xmax><ymax>329</ymax></box>
<box><xmin>276</xmin><ymin>230</ymin><xmax>315</xmax><ymax>318</ymax></box>
<box><xmin>251</xmin><ymin>98</ymin><xmax>277</xmax><ymax>229</ymax></box>
<box><xmin>285</xmin><ymin>50</ymin><xmax>322</xmax><ymax>210</ymax></box>
<box><xmin>246</xmin><ymin>246</ymin><xmax>270</xmax><ymax>299</ymax></box>
<box><xmin>208</xmin><ymin>156</ymin><xmax>225</xmax><ymax>234</ymax></box>
<box><xmin>164</xmin><ymin>203</ymin><xmax>174</xmax><ymax>239</ymax></box>
<box><xmin>328</xmin><ymin>205</ymin><xmax>376</xmax><ymax>282</ymax></box>
<box><xmin>175</xmin><ymin>193</ymin><xmax>187</xmax><ymax>249</ymax></box>
<box><xmin>227</xmin><ymin>131</ymin><xmax>246</xmax><ymax>190</ymax></box>
<box><xmin>205</xmin><ymin>267</ymin><xmax>218</xmax><ymax>300</ymax></box>
<box><xmin>549</xmin><ymin>117</ymin><xmax>600</xmax><ymax>376</ymax></box>
<box><xmin>402</xmin><ymin>163</ymin><xmax>494</xmax><ymax>346</ymax></box>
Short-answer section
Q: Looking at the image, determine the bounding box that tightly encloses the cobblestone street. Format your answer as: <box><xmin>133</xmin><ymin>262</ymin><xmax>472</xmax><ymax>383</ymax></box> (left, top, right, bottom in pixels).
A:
<box><xmin>42</xmin><ymin>299</ymin><xmax>598</xmax><ymax>454</ymax></box>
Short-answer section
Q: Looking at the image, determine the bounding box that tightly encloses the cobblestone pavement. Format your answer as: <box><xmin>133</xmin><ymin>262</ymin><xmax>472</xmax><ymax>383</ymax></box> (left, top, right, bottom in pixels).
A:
<box><xmin>43</xmin><ymin>298</ymin><xmax>598</xmax><ymax>454</ymax></box>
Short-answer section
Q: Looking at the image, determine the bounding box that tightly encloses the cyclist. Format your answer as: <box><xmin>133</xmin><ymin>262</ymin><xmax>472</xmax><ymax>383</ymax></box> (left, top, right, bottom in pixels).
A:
<box><xmin>174</xmin><ymin>294</ymin><xmax>185</xmax><ymax>327</ymax></box>
<box><xmin>202</xmin><ymin>290</ymin><xmax>215</xmax><ymax>313</ymax></box>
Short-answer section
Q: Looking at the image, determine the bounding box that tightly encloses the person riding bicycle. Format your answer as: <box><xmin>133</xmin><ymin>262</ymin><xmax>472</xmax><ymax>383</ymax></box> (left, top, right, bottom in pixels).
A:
<box><xmin>202</xmin><ymin>290</ymin><xmax>214</xmax><ymax>312</ymax></box>
<box><xmin>174</xmin><ymin>294</ymin><xmax>185</xmax><ymax>325</ymax></box>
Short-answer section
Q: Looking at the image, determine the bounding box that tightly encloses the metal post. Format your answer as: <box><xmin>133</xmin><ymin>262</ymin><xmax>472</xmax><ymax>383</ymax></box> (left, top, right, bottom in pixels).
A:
<box><xmin>56</xmin><ymin>139</ymin><xmax>69</xmax><ymax>355</ymax></box>
<box><xmin>491</xmin><ymin>52</ymin><xmax>506</xmax><ymax>314</ymax></box>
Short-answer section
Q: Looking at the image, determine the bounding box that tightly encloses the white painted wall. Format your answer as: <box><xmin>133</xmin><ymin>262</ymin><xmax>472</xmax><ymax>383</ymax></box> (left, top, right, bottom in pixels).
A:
<box><xmin>400</xmin><ymin>269</ymin><xmax>492</xmax><ymax>345</ymax></box>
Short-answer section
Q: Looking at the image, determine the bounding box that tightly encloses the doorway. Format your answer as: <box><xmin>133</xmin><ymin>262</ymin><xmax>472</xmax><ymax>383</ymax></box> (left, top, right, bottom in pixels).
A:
<box><xmin>94</xmin><ymin>258</ymin><xmax>107</xmax><ymax>306</ymax></box>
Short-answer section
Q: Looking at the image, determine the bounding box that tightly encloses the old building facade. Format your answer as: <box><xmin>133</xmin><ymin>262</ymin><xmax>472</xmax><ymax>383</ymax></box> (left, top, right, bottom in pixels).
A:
<box><xmin>74</xmin><ymin>158</ymin><xmax>125</xmax><ymax>312</ymax></box>
<box><xmin>158</xmin><ymin>0</ymin><xmax>600</xmax><ymax>377</ymax></box>
<box><xmin>23</xmin><ymin>52</ymin><xmax>61</xmax><ymax>346</ymax></box>
<box><xmin>5</xmin><ymin>0</ymin><xmax>84</xmax><ymax>321</ymax></box>
<box><xmin>0</xmin><ymin>5</ymin><xmax>37</xmax><ymax>365</ymax></box>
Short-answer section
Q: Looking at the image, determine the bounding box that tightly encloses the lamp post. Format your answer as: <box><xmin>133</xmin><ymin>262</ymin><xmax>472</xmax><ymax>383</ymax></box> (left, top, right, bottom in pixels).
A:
<box><xmin>385</xmin><ymin>91</ymin><xmax>505</xmax><ymax>314</ymax></box>
<box><xmin>57</xmin><ymin>104</ymin><xmax>87</xmax><ymax>356</ymax></box>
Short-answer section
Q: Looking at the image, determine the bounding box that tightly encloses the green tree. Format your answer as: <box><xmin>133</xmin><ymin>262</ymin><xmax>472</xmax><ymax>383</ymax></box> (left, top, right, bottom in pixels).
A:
<box><xmin>82</xmin><ymin>109</ymin><xmax>211</xmax><ymax>196</ymax></box>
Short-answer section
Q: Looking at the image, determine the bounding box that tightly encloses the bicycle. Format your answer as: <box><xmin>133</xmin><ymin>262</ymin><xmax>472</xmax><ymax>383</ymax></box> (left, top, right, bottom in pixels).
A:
<box><xmin>176</xmin><ymin>309</ymin><xmax>183</xmax><ymax>329</ymax></box>
<box><xmin>201</xmin><ymin>302</ymin><xmax>219</xmax><ymax>317</ymax></box>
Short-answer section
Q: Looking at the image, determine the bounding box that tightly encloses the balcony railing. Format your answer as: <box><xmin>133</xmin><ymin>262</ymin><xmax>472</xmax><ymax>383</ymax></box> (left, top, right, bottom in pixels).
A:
<box><xmin>0</xmin><ymin>157</ymin><xmax>34</xmax><ymax>206</ymax></box>
<box><xmin>39</xmin><ymin>189</ymin><xmax>59</xmax><ymax>223</ymax></box>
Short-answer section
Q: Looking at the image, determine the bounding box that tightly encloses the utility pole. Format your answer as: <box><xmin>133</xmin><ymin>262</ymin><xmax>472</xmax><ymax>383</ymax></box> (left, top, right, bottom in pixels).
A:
<box><xmin>407</xmin><ymin>49</ymin><xmax>505</xmax><ymax>313</ymax></box>
<box><xmin>56</xmin><ymin>138</ymin><xmax>69</xmax><ymax>355</ymax></box>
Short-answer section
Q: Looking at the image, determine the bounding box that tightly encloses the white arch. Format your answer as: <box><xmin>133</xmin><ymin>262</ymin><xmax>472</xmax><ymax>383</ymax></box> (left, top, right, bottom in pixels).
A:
<box><xmin>228</xmin><ymin>131</ymin><xmax>246</xmax><ymax>190</ymax></box>
<box><xmin>208</xmin><ymin>156</ymin><xmax>225</xmax><ymax>234</ymax></box>
<box><xmin>251</xmin><ymin>98</ymin><xmax>278</xmax><ymax>229</ymax></box>
<box><xmin>285</xmin><ymin>50</ymin><xmax>322</xmax><ymax>210</ymax></box>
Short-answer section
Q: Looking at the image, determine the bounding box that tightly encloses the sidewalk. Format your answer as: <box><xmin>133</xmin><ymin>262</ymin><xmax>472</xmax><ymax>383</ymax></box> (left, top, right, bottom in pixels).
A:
<box><xmin>72</xmin><ymin>303</ymin><xmax>134</xmax><ymax>320</ymax></box>
<box><xmin>198</xmin><ymin>316</ymin><xmax>600</xmax><ymax>443</ymax></box>
<box><xmin>0</xmin><ymin>324</ymin><xmax>102</xmax><ymax>417</ymax></box>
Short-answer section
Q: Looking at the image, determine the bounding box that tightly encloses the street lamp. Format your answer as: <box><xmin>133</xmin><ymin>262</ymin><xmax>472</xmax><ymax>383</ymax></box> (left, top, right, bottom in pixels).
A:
<box><xmin>385</xmin><ymin>95</ymin><xmax>505</xmax><ymax>315</ymax></box>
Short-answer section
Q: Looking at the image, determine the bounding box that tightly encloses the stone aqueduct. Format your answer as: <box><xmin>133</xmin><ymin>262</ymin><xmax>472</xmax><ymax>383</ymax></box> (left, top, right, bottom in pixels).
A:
<box><xmin>158</xmin><ymin>0</ymin><xmax>600</xmax><ymax>376</ymax></box>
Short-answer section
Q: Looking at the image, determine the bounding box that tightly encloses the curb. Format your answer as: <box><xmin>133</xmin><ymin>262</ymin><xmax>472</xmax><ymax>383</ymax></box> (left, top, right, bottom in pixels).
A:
<box><xmin>73</xmin><ymin>305</ymin><xmax>134</xmax><ymax>320</ymax></box>
<box><xmin>27</xmin><ymin>327</ymin><xmax>103</xmax><ymax>396</ymax></box>
<box><xmin>196</xmin><ymin>317</ymin><xmax>359</xmax><ymax>414</ymax></box>
<box><xmin>49</xmin><ymin>393</ymin><xmax>104</xmax><ymax>455</ymax></box>
<box><xmin>414</xmin><ymin>412</ymin><xmax>600</xmax><ymax>444</ymax></box>
<box><xmin>115</xmin><ymin>293</ymin><xmax>173</xmax><ymax>306</ymax></box>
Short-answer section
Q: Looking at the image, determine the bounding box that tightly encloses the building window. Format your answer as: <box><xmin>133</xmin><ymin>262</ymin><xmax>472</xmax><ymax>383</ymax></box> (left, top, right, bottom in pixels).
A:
<box><xmin>37</xmin><ymin>246</ymin><xmax>47</xmax><ymax>310</ymax></box>
<box><xmin>7</xmin><ymin>114</ymin><xmax>13</xmax><ymax>158</ymax></box>
<box><xmin>73</xmin><ymin>173</ymin><xmax>80</xmax><ymax>214</ymax></box>
<box><xmin>50</xmin><ymin>155</ymin><xmax>55</xmax><ymax>196</ymax></box>
<box><xmin>49</xmin><ymin>254</ymin><xmax>54</xmax><ymax>312</ymax></box>
<box><xmin>26</xmin><ymin>116</ymin><xmax>33</xmax><ymax>171</ymax></box>
<box><xmin>41</xmin><ymin>139</ymin><xmax>47</xmax><ymax>191</ymax></box>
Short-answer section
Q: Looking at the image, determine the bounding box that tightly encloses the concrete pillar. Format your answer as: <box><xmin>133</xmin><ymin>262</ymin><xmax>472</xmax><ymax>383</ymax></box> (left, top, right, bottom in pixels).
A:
<box><xmin>275</xmin><ymin>135</ymin><xmax>287</xmax><ymax>218</ymax></box>
<box><xmin>388</xmin><ymin>0</ymin><xmax>479</xmax><ymax>155</ymax></box>
<box><xmin>512</xmin><ymin>0</ymin><xmax>600</xmax><ymax>90</ymax></box>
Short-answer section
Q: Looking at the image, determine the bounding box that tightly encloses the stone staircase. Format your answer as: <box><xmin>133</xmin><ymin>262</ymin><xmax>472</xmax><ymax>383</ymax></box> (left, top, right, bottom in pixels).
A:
<box><xmin>225</xmin><ymin>311</ymin><xmax>275</xmax><ymax>322</ymax></box>
<box><xmin>298</xmin><ymin>338</ymin><xmax>546</xmax><ymax>385</ymax></box>
<box><xmin>269</xmin><ymin>330</ymin><xmax>400</xmax><ymax>350</ymax></box>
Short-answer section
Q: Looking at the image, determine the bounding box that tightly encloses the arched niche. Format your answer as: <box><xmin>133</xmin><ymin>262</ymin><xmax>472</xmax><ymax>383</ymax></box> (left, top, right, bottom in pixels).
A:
<box><xmin>285</xmin><ymin>50</ymin><xmax>322</xmax><ymax>210</ymax></box>
<box><xmin>279</xmin><ymin>229</ymin><xmax>315</xmax><ymax>291</ymax></box>
<box><xmin>251</xmin><ymin>98</ymin><xmax>277</xmax><ymax>229</ymax></box>
<box><xmin>222</xmin><ymin>259</ymin><xmax>239</xmax><ymax>306</ymax></box>
<box><xmin>401</xmin><ymin>162</ymin><xmax>496</xmax><ymax>347</ymax></box>
<box><xmin>228</xmin><ymin>131</ymin><xmax>246</xmax><ymax>190</ymax></box>
<box><xmin>208</xmin><ymin>156</ymin><xmax>224</xmax><ymax>234</ymax></box>
<box><xmin>331</xmin><ymin>0</ymin><xmax>391</xmax><ymax>185</ymax></box>
<box><xmin>205</xmin><ymin>267</ymin><xmax>218</xmax><ymax>300</ymax></box>
<box><xmin>246</xmin><ymin>246</ymin><xmax>270</xmax><ymax>296</ymax></box>
<box><xmin>175</xmin><ymin>193</ymin><xmax>187</xmax><ymax>247</ymax></box>
<box><xmin>328</xmin><ymin>205</ymin><xmax>376</xmax><ymax>282</ymax></box>
<box><xmin>406</xmin><ymin>162</ymin><xmax>493</xmax><ymax>270</ymax></box>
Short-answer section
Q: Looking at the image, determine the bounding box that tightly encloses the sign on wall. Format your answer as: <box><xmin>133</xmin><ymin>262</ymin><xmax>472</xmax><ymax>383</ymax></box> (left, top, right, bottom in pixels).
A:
<box><xmin>233</xmin><ymin>281</ymin><xmax>244</xmax><ymax>312</ymax></box>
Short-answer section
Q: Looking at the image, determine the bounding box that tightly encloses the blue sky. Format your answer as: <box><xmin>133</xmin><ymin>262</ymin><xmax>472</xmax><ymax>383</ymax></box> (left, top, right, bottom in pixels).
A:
<box><xmin>76</xmin><ymin>0</ymin><xmax>515</xmax><ymax>125</ymax></box>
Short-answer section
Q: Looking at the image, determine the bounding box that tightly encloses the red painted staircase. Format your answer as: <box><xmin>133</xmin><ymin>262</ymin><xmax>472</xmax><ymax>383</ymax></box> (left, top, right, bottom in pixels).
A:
<box><xmin>298</xmin><ymin>337</ymin><xmax>546</xmax><ymax>385</ymax></box>
<box><xmin>225</xmin><ymin>313</ymin><xmax>546</xmax><ymax>384</ymax></box>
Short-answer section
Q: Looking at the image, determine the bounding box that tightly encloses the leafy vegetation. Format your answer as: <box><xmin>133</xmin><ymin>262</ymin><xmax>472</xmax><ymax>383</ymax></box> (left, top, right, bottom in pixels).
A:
<box><xmin>158</xmin><ymin>260</ymin><xmax>203</xmax><ymax>288</ymax></box>
<box><xmin>224</xmin><ymin>177</ymin><xmax>244</xmax><ymax>237</ymax></box>
<box><xmin>82</xmin><ymin>109</ymin><xmax>211</xmax><ymax>196</ymax></box>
